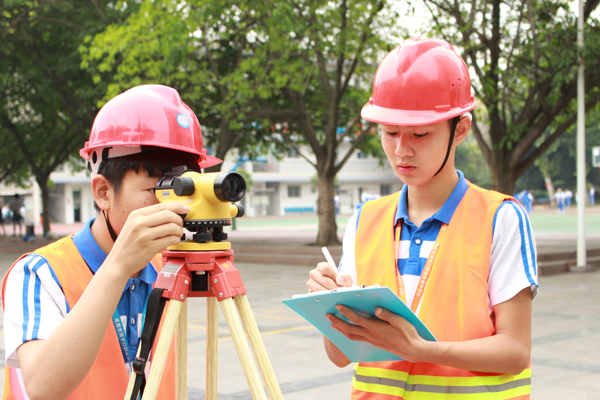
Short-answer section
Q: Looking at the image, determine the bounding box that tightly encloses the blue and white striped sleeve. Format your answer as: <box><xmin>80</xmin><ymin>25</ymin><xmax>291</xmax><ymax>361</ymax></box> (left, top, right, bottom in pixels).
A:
<box><xmin>3</xmin><ymin>254</ymin><xmax>69</xmax><ymax>368</ymax></box>
<box><xmin>489</xmin><ymin>201</ymin><xmax>539</xmax><ymax>308</ymax></box>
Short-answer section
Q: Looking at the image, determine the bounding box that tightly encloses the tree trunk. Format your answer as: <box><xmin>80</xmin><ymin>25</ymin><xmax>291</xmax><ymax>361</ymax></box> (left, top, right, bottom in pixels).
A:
<box><xmin>544</xmin><ymin>176</ymin><xmax>556</xmax><ymax>207</ymax></box>
<box><xmin>315</xmin><ymin>171</ymin><xmax>339</xmax><ymax>246</ymax></box>
<box><xmin>489</xmin><ymin>155</ymin><xmax>518</xmax><ymax>196</ymax></box>
<box><xmin>36</xmin><ymin>177</ymin><xmax>51</xmax><ymax>236</ymax></box>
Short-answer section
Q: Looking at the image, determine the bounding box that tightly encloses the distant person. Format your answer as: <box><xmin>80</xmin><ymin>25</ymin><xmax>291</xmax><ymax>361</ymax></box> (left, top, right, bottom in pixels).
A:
<box><xmin>360</xmin><ymin>189</ymin><xmax>369</xmax><ymax>204</ymax></box>
<box><xmin>555</xmin><ymin>188</ymin><xmax>565</xmax><ymax>215</ymax></box>
<box><xmin>334</xmin><ymin>193</ymin><xmax>340</xmax><ymax>217</ymax></box>
<box><xmin>590</xmin><ymin>186</ymin><xmax>595</xmax><ymax>206</ymax></box>
<box><xmin>361</xmin><ymin>189</ymin><xmax>380</xmax><ymax>204</ymax></box>
<box><xmin>0</xmin><ymin>197</ymin><xmax>5</xmax><ymax>237</ymax></box>
<box><xmin>8</xmin><ymin>194</ymin><xmax>24</xmax><ymax>237</ymax></box>
<box><xmin>520</xmin><ymin>189</ymin><xmax>532</xmax><ymax>214</ymax></box>
<box><xmin>527</xmin><ymin>190</ymin><xmax>534</xmax><ymax>213</ymax></box>
<box><xmin>565</xmin><ymin>189</ymin><xmax>573</xmax><ymax>208</ymax></box>
<box><xmin>369</xmin><ymin>189</ymin><xmax>380</xmax><ymax>201</ymax></box>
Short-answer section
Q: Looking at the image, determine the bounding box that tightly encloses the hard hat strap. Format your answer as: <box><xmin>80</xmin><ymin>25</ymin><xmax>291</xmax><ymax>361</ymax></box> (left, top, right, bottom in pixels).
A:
<box><xmin>434</xmin><ymin>116</ymin><xmax>460</xmax><ymax>176</ymax></box>
<box><xmin>102</xmin><ymin>209</ymin><xmax>119</xmax><ymax>242</ymax></box>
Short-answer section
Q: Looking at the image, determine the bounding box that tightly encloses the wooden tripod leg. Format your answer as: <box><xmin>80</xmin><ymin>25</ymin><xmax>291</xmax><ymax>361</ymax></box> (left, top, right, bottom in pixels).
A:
<box><xmin>141</xmin><ymin>299</ymin><xmax>184</xmax><ymax>400</ymax></box>
<box><xmin>220</xmin><ymin>297</ymin><xmax>267</xmax><ymax>400</ymax></box>
<box><xmin>206</xmin><ymin>297</ymin><xmax>219</xmax><ymax>400</ymax></box>
<box><xmin>124</xmin><ymin>334</ymin><xmax>143</xmax><ymax>399</ymax></box>
<box><xmin>177</xmin><ymin>299</ymin><xmax>188</xmax><ymax>400</ymax></box>
<box><xmin>235</xmin><ymin>294</ymin><xmax>284</xmax><ymax>400</ymax></box>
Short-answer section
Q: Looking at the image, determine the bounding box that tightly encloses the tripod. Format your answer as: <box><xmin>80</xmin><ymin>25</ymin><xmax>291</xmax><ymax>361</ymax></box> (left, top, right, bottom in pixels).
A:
<box><xmin>124</xmin><ymin>242</ymin><xmax>284</xmax><ymax>400</ymax></box>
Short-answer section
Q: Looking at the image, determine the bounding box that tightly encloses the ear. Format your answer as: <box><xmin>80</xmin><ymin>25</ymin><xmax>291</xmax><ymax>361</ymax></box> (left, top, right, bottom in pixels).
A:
<box><xmin>92</xmin><ymin>175</ymin><xmax>112</xmax><ymax>211</ymax></box>
<box><xmin>452</xmin><ymin>115</ymin><xmax>471</xmax><ymax>146</ymax></box>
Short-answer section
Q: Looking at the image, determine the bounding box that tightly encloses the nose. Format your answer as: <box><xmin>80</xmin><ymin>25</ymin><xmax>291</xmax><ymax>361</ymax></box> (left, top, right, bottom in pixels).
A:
<box><xmin>394</xmin><ymin>132</ymin><xmax>413</xmax><ymax>158</ymax></box>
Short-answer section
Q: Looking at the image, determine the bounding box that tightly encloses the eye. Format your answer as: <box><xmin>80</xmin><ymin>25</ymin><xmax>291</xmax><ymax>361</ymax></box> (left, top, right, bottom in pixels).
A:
<box><xmin>383</xmin><ymin>129</ymin><xmax>398</xmax><ymax>136</ymax></box>
<box><xmin>414</xmin><ymin>132</ymin><xmax>428</xmax><ymax>138</ymax></box>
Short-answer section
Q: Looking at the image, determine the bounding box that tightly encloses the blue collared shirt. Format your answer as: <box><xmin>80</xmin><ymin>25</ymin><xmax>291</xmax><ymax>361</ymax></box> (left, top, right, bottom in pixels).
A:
<box><xmin>72</xmin><ymin>218</ymin><xmax>157</xmax><ymax>362</ymax></box>
<box><xmin>394</xmin><ymin>171</ymin><xmax>468</xmax><ymax>277</ymax></box>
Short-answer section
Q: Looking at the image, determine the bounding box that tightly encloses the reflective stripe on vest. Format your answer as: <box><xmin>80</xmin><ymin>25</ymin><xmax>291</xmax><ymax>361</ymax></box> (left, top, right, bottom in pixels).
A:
<box><xmin>352</xmin><ymin>182</ymin><xmax>531</xmax><ymax>399</ymax></box>
<box><xmin>352</xmin><ymin>364</ymin><xmax>531</xmax><ymax>399</ymax></box>
<box><xmin>1</xmin><ymin>235</ymin><xmax>177</xmax><ymax>400</ymax></box>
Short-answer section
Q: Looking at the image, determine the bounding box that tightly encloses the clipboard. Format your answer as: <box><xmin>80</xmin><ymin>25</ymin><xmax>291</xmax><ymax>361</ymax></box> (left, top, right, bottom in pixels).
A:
<box><xmin>282</xmin><ymin>286</ymin><xmax>436</xmax><ymax>362</ymax></box>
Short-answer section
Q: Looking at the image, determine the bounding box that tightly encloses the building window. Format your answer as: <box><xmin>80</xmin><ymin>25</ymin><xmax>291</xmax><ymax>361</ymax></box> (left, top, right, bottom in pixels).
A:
<box><xmin>357</xmin><ymin>151</ymin><xmax>368</xmax><ymax>159</ymax></box>
<box><xmin>288</xmin><ymin>185</ymin><xmax>301</xmax><ymax>197</ymax></box>
<box><xmin>380</xmin><ymin>185</ymin><xmax>392</xmax><ymax>196</ymax></box>
<box><xmin>286</xmin><ymin>147</ymin><xmax>300</xmax><ymax>158</ymax></box>
<box><xmin>73</xmin><ymin>190</ymin><xmax>81</xmax><ymax>223</ymax></box>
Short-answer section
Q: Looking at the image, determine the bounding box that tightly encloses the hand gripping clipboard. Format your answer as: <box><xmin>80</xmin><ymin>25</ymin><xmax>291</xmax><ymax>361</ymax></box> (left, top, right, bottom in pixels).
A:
<box><xmin>282</xmin><ymin>286</ymin><xmax>436</xmax><ymax>362</ymax></box>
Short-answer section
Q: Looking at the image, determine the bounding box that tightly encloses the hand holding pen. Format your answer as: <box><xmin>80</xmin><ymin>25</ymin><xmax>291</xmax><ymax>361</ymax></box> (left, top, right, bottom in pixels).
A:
<box><xmin>306</xmin><ymin>247</ymin><xmax>353</xmax><ymax>292</ymax></box>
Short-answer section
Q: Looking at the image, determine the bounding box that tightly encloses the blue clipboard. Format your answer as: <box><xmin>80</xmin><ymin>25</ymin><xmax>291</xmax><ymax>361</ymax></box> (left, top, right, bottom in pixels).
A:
<box><xmin>282</xmin><ymin>286</ymin><xmax>436</xmax><ymax>362</ymax></box>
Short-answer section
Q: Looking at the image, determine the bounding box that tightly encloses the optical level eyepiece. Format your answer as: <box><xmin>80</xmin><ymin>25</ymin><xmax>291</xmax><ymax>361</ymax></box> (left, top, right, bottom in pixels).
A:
<box><xmin>214</xmin><ymin>172</ymin><xmax>246</xmax><ymax>202</ymax></box>
<box><xmin>174</xmin><ymin>177</ymin><xmax>195</xmax><ymax>196</ymax></box>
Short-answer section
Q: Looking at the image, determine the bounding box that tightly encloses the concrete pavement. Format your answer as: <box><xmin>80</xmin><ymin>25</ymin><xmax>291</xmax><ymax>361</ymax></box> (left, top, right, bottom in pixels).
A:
<box><xmin>0</xmin><ymin>227</ymin><xmax>598</xmax><ymax>399</ymax></box>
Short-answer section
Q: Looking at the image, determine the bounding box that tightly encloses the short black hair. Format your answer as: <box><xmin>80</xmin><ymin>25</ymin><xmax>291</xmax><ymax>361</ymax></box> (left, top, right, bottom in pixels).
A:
<box><xmin>95</xmin><ymin>148</ymin><xmax>202</xmax><ymax>209</ymax></box>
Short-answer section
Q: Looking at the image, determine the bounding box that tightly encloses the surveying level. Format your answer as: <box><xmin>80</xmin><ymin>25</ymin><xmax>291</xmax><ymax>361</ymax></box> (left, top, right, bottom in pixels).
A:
<box><xmin>155</xmin><ymin>166</ymin><xmax>245</xmax><ymax>250</ymax></box>
<box><xmin>125</xmin><ymin>166</ymin><xmax>283</xmax><ymax>400</ymax></box>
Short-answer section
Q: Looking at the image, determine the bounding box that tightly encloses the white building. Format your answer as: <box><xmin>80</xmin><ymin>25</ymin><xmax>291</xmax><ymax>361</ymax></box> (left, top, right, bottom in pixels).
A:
<box><xmin>0</xmin><ymin>142</ymin><xmax>400</xmax><ymax>225</ymax></box>
<box><xmin>235</xmin><ymin>143</ymin><xmax>400</xmax><ymax>217</ymax></box>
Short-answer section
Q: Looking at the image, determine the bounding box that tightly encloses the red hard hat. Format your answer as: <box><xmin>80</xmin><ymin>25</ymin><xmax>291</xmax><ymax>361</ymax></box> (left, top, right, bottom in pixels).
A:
<box><xmin>81</xmin><ymin>84</ymin><xmax>221</xmax><ymax>174</ymax></box>
<box><xmin>361</xmin><ymin>38</ymin><xmax>476</xmax><ymax>126</ymax></box>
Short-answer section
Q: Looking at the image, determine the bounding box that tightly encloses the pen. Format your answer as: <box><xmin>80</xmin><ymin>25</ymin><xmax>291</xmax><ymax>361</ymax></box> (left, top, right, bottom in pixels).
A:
<box><xmin>321</xmin><ymin>247</ymin><xmax>338</xmax><ymax>270</ymax></box>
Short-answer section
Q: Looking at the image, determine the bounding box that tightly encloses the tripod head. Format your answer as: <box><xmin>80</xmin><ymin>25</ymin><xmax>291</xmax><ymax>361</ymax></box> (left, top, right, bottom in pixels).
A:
<box><xmin>155</xmin><ymin>166</ymin><xmax>246</xmax><ymax>251</ymax></box>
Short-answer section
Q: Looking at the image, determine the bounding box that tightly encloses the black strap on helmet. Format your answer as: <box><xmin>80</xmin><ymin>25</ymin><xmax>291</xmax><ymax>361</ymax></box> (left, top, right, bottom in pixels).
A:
<box><xmin>102</xmin><ymin>210</ymin><xmax>119</xmax><ymax>242</ymax></box>
<box><xmin>434</xmin><ymin>116</ymin><xmax>461</xmax><ymax>176</ymax></box>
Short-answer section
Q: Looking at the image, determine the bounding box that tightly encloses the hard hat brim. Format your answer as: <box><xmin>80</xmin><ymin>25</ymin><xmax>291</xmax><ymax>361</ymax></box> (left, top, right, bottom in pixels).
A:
<box><xmin>80</xmin><ymin>142</ymin><xmax>223</xmax><ymax>170</ymax></box>
<box><xmin>361</xmin><ymin>101</ymin><xmax>476</xmax><ymax>126</ymax></box>
<box><xmin>199</xmin><ymin>154</ymin><xmax>222</xmax><ymax>169</ymax></box>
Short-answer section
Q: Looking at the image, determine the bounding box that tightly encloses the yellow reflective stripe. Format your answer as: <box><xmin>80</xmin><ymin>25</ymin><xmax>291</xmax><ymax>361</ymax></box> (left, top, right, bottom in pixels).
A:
<box><xmin>407</xmin><ymin>368</ymin><xmax>531</xmax><ymax>387</ymax></box>
<box><xmin>353</xmin><ymin>373</ymin><xmax>406</xmax><ymax>397</ymax></box>
<box><xmin>353</xmin><ymin>363</ymin><xmax>409</xmax><ymax>381</ymax></box>
<box><xmin>399</xmin><ymin>385</ymin><xmax>530</xmax><ymax>400</ymax></box>
<box><xmin>353</xmin><ymin>365</ymin><xmax>531</xmax><ymax>399</ymax></box>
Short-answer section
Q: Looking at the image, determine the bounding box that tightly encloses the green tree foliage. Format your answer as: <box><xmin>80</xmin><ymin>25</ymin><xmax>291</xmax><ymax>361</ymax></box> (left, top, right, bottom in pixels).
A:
<box><xmin>246</xmin><ymin>0</ymin><xmax>396</xmax><ymax>245</ymax></box>
<box><xmin>83</xmin><ymin>0</ymin><xmax>398</xmax><ymax>246</ymax></box>
<box><xmin>455</xmin><ymin>136</ymin><xmax>491</xmax><ymax>189</ymax></box>
<box><xmin>0</xmin><ymin>0</ymin><xmax>135</xmax><ymax>234</ymax></box>
<box><xmin>82</xmin><ymin>0</ymin><xmax>283</xmax><ymax>171</ymax></box>
<box><xmin>423</xmin><ymin>0</ymin><xmax>600</xmax><ymax>194</ymax></box>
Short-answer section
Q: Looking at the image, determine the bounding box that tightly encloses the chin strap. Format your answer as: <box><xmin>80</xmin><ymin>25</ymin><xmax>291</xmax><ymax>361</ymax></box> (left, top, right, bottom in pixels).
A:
<box><xmin>102</xmin><ymin>210</ymin><xmax>119</xmax><ymax>242</ymax></box>
<box><xmin>434</xmin><ymin>116</ymin><xmax>461</xmax><ymax>177</ymax></box>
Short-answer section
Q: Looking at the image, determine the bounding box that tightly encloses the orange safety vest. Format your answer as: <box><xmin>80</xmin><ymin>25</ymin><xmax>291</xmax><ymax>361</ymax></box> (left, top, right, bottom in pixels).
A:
<box><xmin>1</xmin><ymin>235</ymin><xmax>178</xmax><ymax>400</ymax></box>
<box><xmin>352</xmin><ymin>182</ymin><xmax>531</xmax><ymax>400</ymax></box>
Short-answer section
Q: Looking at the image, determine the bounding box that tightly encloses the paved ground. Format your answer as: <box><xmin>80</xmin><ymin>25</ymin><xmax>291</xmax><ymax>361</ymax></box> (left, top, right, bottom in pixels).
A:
<box><xmin>0</xmin><ymin>218</ymin><xmax>599</xmax><ymax>399</ymax></box>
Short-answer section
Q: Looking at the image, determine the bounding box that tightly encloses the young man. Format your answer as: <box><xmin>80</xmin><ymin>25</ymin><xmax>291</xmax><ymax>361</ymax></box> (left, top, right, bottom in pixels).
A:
<box><xmin>2</xmin><ymin>85</ymin><xmax>221</xmax><ymax>399</ymax></box>
<box><xmin>307</xmin><ymin>38</ymin><xmax>538</xmax><ymax>399</ymax></box>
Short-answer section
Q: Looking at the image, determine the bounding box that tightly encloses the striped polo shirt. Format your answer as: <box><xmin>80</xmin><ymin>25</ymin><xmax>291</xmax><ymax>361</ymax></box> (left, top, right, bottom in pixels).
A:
<box><xmin>4</xmin><ymin>218</ymin><xmax>157</xmax><ymax>369</ymax></box>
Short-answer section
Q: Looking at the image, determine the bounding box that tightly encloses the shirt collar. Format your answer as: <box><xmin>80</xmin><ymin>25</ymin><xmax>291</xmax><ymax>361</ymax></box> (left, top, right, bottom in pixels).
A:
<box><xmin>394</xmin><ymin>170</ymin><xmax>469</xmax><ymax>225</ymax></box>
<box><xmin>72</xmin><ymin>218</ymin><xmax>157</xmax><ymax>285</ymax></box>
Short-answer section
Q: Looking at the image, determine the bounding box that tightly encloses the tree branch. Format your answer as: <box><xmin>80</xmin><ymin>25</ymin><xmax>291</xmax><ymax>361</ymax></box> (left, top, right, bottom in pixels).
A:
<box><xmin>333</xmin><ymin>121</ymin><xmax>374</xmax><ymax>175</ymax></box>
<box><xmin>286</xmin><ymin>86</ymin><xmax>324</xmax><ymax>162</ymax></box>
<box><xmin>470</xmin><ymin>116</ymin><xmax>491</xmax><ymax>165</ymax></box>
<box><xmin>308</xmin><ymin>10</ymin><xmax>334</xmax><ymax>105</ymax></box>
